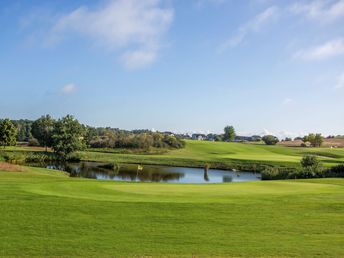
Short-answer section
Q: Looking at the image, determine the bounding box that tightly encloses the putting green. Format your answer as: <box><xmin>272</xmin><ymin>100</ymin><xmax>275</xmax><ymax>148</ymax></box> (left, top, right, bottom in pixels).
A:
<box><xmin>1</xmin><ymin>167</ymin><xmax>343</xmax><ymax>257</ymax></box>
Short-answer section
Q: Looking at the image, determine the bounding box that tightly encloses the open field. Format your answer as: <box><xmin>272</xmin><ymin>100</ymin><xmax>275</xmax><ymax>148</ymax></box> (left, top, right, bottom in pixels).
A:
<box><xmin>1</xmin><ymin>166</ymin><xmax>343</xmax><ymax>257</ymax></box>
<box><xmin>2</xmin><ymin>140</ymin><xmax>344</xmax><ymax>170</ymax></box>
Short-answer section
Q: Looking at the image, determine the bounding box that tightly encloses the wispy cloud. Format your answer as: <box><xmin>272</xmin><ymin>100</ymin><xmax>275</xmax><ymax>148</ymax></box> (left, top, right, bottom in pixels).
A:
<box><xmin>335</xmin><ymin>72</ymin><xmax>344</xmax><ymax>89</ymax></box>
<box><xmin>283</xmin><ymin>97</ymin><xmax>293</xmax><ymax>104</ymax></box>
<box><xmin>61</xmin><ymin>83</ymin><xmax>76</xmax><ymax>95</ymax></box>
<box><xmin>219</xmin><ymin>6</ymin><xmax>279</xmax><ymax>51</ymax></box>
<box><xmin>293</xmin><ymin>38</ymin><xmax>344</xmax><ymax>60</ymax></box>
<box><xmin>290</xmin><ymin>0</ymin><xmax>344</xmax><ymax>23</ymax></box>
<box><xmin>47</xmin><ymin>0</ymin><xmax>173</xmax><ymax>69</ymax></box>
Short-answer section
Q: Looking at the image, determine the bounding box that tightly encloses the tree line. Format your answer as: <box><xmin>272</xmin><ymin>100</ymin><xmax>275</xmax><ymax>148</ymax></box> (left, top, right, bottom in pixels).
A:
<box><xmin>220</xmin><ymin>125</ymin><xmax>325</xmax><ymax>147</ymax></box>
<box><xmin>0</xmin><ymin>115</ymin><xmax>185</xmax><ymax>160</ymax></box>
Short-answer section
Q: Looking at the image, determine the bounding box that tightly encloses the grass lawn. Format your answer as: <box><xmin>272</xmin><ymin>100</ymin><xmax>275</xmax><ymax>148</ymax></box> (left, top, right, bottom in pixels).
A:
<box><xmin>1</xmin><ymin>166</ymin><xmax>343</xmax><ymax>257</ymax></box>
<box><xmin>79</xmin><ymin>140</ymin><xmax>344</xmax><ymax>169</ymax></box>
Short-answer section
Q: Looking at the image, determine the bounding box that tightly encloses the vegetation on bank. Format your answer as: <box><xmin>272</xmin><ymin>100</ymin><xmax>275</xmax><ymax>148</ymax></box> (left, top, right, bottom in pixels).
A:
<box><xmin>1</xmin><ymin>116</ymin><xmax>344</xmax><ymax>181</ymax></box>
<box><xmin>0</xmin><ymin>167</ymin><xmax>343</xmax><ymax>257</ymax></box>
<box><xmin>1</xmin><ymin>115</ymin><xmax>185</xmax><ymax>161</ymax></box>
<box><xmin>262</xmin><ymin>155</ymin><xmax>344</xmax><ymax>180</ymax></box>
<box><xmin>2</xmin><ymin>140</ymin><xmax>344</xmax><ymax>173</ymax></box>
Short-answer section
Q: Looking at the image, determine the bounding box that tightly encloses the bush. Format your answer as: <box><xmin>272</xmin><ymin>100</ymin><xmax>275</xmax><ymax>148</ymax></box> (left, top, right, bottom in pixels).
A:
<box><xmin>2</xmin><ymin>152</ymin><xmax>26</xmax><ymax>163</ymax></box>
<box><xmin>324</xmin><ymin>165</ymin><xmax>344</xmax><ymax>178</ymax></box>
<box><xmin>66</xmin><ymin>153</ymin><xmax>82</xmax><ymax>162</ymax></box>
<box><xmin>262</xmin><ymin>135</ymin><xmax>279</xmax><ymax>145</ymax></box>
<box><xmin>28</xmin><ymin>138</ymin><xmax>40</xmax><ymax>147</ymax></box>
<box><xmin>261</xmin><ymin>167</ymin><xmax>292</xmax><ymax>180</ymax></box>
<box><xmin>301</xmin><ymin>155</ymin><xmax>320</xmax><ymax>168</ymax></box>
<box><xmin>25</xmin><ymin>152</ymin><xmax>55</xmax><ymax>163</ymax></box>
<box><xmin>89</xmin><ymin>132</ymin><xmax>185</xmax><ymax>150</ymax></box>
<box><xmin>294</xmin><ymin>166</ymin><xmax>323</xmax><ymax>179</ymax></box>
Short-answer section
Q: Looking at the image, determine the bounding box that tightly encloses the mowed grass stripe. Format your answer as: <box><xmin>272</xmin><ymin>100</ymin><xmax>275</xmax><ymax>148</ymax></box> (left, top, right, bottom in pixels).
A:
<box><xmin>0</xmin><ymin>167</ymin><xmax>343</xmax><ymax>257</ymax></box>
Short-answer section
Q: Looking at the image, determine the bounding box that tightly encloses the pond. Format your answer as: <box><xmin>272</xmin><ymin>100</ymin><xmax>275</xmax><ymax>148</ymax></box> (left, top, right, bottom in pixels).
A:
<box><xmin>31</xmin><ymin>161</ymin><xmax>261</xmax><ymax>184</ymax></box>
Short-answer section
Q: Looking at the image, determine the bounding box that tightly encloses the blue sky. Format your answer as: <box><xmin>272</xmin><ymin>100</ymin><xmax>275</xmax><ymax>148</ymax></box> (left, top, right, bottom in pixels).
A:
<box><xmin>1</xmin><ymin>0</ymin><xmax>344</xmax><ymax>137</ymax></box>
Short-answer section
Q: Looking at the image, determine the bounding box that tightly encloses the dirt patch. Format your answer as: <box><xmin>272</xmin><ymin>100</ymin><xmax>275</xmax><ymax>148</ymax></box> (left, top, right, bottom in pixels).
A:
<box><xmin>279</xmin><ymin>138</ymin><xmax>344</xmax><ymax>148</ymax></box>
<box><xmin>0</xmin><ymin>162</ymin><xmax>27</xmax><ymax>172</ymax></box>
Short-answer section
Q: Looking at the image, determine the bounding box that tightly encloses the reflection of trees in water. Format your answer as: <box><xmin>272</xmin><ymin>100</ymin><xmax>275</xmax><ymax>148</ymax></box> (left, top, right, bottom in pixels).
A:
<box><xmin>36</xmin><ymin>161</ymin><xmax>261</xmax><ymax>183</ymax></box>
<box><xmin>62</xmin><ymin>162</ymin><xmax>184</xmax><ymax>182</ymax></box>
<box><xmin>203</xmin><ymin>167</ymin><xmax>209</xmax><ymax>182</ymax></box>
<box><xmin>115</xmin><ymin>167</ymin><xmax>184</xmax><ymax>182</ymax></box>
<box><xmin>223</xmin><ymin>176</ymin><xmax>233</xmax><ymax>182</ymax></box>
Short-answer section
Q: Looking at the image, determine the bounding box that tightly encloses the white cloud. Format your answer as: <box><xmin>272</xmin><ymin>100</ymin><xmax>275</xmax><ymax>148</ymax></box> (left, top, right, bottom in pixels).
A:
<box><xmin>335</xmin><ymin>72</ymin><xmax>344</xmax><ymax>89</ymax></box>
<box><xmin>219</xmin><ymin>6</ymin><xmax>279</xmax><ymax>51</ymax></box>
<box><xmin>260</xmin><ymin>129</ymin><xmax>301</xmax><ymax>139</ymax></box>
<box><xmin>293</xmin><ymin>38</ymin><xmax>344</xmax><ymax>60</ymax></box>
<box><xmin>48</xmin><ymin>0</ymin><xmax>174</xmax><ymax>69</ymax></box>
<box><xmin>290</xmin><ymin>0</ymin><xmax>344</xmax><ymax>23</ymax></box>
<box><xmin>61</xmin><ymin>83</ymin><xmax>76</xmax><ymax>94</ymax></box>
<box><xmin>121</xmin><ymin>48</ymin><xmax>157</xmax><ymax>69</ymax></box>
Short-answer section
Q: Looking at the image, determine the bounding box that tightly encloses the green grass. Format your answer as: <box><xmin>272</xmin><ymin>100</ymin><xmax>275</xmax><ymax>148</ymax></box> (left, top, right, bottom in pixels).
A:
<box><xmin>1</xmin><ymin>167</ymin><xmax>343</xmax><ymax>257</ymax></box>
<box><xmin>2</xmin><ymin>140</ymin><xmax>344</xmax><ymax>170</ymax></box>
<box><xmin>79</xmin><ymin>140</ymin><xmax>344</xmax><ymax>169</ymax></box>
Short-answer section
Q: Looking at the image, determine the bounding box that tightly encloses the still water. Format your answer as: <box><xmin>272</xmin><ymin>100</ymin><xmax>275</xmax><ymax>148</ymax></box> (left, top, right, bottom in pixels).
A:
<box><xmin>35</xmin><ymin>161</ymin><xmax>261</xmax><ymax>184</ymax></box>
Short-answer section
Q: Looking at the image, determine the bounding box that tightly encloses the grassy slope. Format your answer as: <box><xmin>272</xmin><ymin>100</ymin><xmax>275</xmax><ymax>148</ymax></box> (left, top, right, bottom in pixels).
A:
<box><xmin>80</xmin><ymin>140</ymin><xmax>344</xmax><ymax>168</ymax></box>
<box><xmin>1</xmin><ymin>167</ymin><xmax>343</xmax><ymax>257</ymax></box>
<box><xmin>2</xmin><ymin>140</ymin><xmax>344</xmax><ymax>169</ymax></box>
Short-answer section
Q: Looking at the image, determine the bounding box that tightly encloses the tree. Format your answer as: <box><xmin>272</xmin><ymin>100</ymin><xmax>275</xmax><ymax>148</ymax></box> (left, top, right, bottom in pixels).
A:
<box><xmin>12</xmin><ymin>119</ymin><xmax>32</xmax><ymax>142</ymax></box>
<box><xmin>84</xmin><ymin>126</ymin><xmax>98</xmax><ymax>147</ymax></box>
<box><xmin>52</xmin><ymin>115</ymin><xmax>85</xmax><ymax>160</ymax></box>
<box><xmin>299</xmin><ymin>155</ymin><xmax>322</xmax><ymax>178</ymax></box>
<box><xmin>31</xmin><ymin>115</ymin><xmax>55</xmax><ymax>151</ymax></box>
<box><xmin>313</xmin><ymin>134</ymin><xmax>324</xmax><ymax>147</ymax></box>
<box><xmin>303</xmin><ymin>133</ymin><xmax>324</xmax><ymax>147</ymax></box>
<box><xmin>223</xmin><ymin>126</ymin><xmax>236</xmax><ymax>141</ymax></box>
<box><xmin>262</xmin><ymin>135</ymin><xmax>279</xmax><ymax>145</ymax></box>
<box><xmin>0</xmin><ymin>119</ymin><xmax>17</xmax><ymax>148</ymax></box>
<box><xmin>301</xmin><ymin>155</ymin><xmax>320</xmax><ymax>168</ymax></box>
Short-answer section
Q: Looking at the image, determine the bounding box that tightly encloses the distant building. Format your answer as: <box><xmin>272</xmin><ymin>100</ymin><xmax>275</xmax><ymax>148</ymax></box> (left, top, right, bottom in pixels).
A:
<box><xmin>206</xmin><ymin>134</ymin><xmax>217</xmax><ymax>141</ymax></box>
<box><xmin>234</xmin><ymin>135</ymin><xmax>262</xmax><ymax>142</ymax></box>
<box><xmin>234</xmin><ymin>136</ymin><xmax>252</xmax><ymax>142</ymax></box>
<box><xmin>192</xmin><ymin>134</ymin><xmax>207</xmax><ymax>140</ymax></box>
<box><xmin>175</xmin><ymin>134</ymin><xmax>191</xmax><ymax>139</ymax></box>
<box><xmin>251</xmin><ymin>135</ymin><xmax>262</xmax><ymax>141</ymax></box>
<box><xmin>163</xmin><ymin>131</ymin><xmax>175</xmax><ymax>136</ymax></box>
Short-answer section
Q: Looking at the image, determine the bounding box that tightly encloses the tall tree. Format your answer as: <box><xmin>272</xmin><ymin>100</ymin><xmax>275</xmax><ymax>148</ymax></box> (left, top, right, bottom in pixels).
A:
<box><xmin>0</xmin><ymin>119</ymin><xmax>17</xmax><ymax>148</ymax></box>
<box><xmin>52</xmin><ymin>115</ymin><xmax>85</xmax><ymax>160</ymax></box>
<box><xmin>31</xmin><ymin>115</ymin><xmax>55</xmax><ymax>151</ymax></box>
<box><xmin>262</xmin><ymin>135</ymin><xmax>279</xmax><ymax>145</ymax></box>
<box><xmin>303</xmin><ymin>133</ymin><xmax>324</xmax><ymax>147</ymax></box>
<box><xmin>224</xmin><ymin>126</ymin><xmax>236</xmax><ymax>141</ymax></box>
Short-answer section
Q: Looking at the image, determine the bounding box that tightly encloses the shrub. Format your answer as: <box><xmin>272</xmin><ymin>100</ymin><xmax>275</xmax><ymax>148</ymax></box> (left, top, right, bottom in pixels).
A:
<box><xmin>324</xmin><ymin>165</ymin><xmax>344</xmax><ymax>178</ymax></box>
<box><xmin>301</xmin><ymin>155</ymin><xmax>320</xmax><ymax>168</ymax></box>
<box><xmin>2</xmin><ymin>152</ymin><xmax>26</xmax><ymax>163</ymax></box>
<box><xmin>261</xmin><ymin>167</ymin><xmax>293</xmax><ymax>180</ymax></box>
<box><xmin>66</xmin><ymin>153</ymin><xmax>82</xmax><ymax>162</ymax></box>
<box><xmin>28</xmin><ymin>138</ymin><xmax>40</xmax><ymax>147</ymax></box>
<box><xmin>25</xmin><ymin>153</ymin><xmax>55</xmax><ymax>163</ymax></box>
<box><xmin>262</xmin><ymin>135</ymin><xmax>279</xmax><ymax>145</ymax></box>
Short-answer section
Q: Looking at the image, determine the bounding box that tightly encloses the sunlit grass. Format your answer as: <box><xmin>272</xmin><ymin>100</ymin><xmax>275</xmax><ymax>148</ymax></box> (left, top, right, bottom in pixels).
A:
<box><xmin>1</xmin><ymin>167</ymin><xmax>343</xmax><ymax>257</ymax></box>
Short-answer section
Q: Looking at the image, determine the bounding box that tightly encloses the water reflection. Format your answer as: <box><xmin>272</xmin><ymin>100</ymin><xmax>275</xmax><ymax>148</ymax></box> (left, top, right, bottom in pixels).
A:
<box><xmin>33</xmin><ymin>161</ymin><xmax>261</xmax><ymax>184</ymax></box>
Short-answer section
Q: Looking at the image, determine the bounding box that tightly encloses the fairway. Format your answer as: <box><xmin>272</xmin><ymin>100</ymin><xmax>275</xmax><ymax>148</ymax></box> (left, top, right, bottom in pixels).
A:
<box><xmin>1</xmin><ymin>167</ymin><xmax>343</xmax><ymax>257</ymax></box>
<box><xmin>80</xmin><ymin>140</ymin><xmax>344</xmax><ymax>168</ymax></box>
